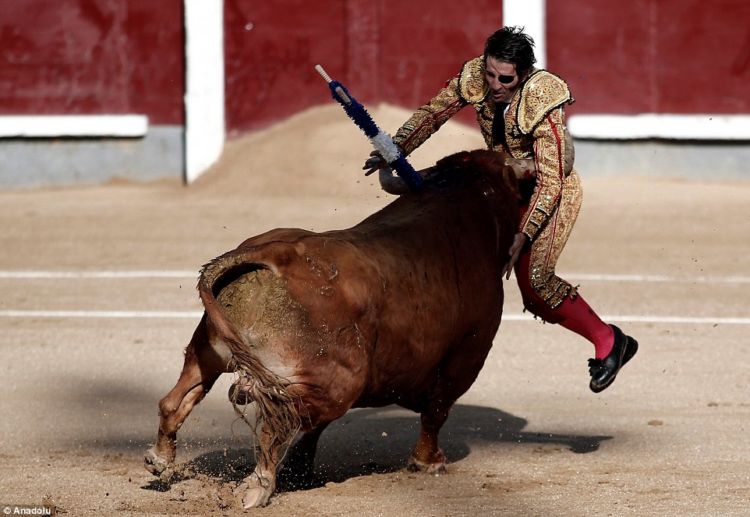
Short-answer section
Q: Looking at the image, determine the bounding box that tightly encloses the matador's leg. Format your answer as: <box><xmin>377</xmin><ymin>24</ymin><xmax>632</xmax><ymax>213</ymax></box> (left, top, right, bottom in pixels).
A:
<box><xmin>514</xmin><ymin>172</ymin><xmax>638</xmax><ymax>392</ymax></box>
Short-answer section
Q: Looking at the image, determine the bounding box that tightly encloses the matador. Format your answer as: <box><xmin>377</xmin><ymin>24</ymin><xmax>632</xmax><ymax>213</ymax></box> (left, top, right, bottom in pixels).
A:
<box><xmin>365</xmin><ymin>26</ymin><xmax>638</xmax><ymax>392</ymax></box>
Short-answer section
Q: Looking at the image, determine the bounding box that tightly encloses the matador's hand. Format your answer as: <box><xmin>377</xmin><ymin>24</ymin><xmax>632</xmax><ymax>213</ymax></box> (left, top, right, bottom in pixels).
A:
<box><xmin>502</xmin><ymin>233</ymin><xmax>528</xmax><ymax>280</ymax></box>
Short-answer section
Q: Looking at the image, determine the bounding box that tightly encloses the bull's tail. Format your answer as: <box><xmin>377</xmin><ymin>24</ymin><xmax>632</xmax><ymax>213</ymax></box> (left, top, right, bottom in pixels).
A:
<box><xmin>198</xmin><ymin>249</ymin><xmax>302</xmax><ymax>461</ymax></box>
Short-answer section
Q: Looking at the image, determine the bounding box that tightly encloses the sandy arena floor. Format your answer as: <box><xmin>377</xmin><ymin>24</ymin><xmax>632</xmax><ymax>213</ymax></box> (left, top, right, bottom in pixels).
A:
<box><xmin>1</xmin><ymin>105</ymin><xmax>749</xmax><ymax>516</ymax></box>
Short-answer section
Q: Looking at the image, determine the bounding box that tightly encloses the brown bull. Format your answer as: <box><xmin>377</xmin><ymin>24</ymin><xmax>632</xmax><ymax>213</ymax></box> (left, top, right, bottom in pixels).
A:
<box><xmin>145</xmin><ymin>149</ymin><xmax>520</xmax><ymax>508</ymax></box>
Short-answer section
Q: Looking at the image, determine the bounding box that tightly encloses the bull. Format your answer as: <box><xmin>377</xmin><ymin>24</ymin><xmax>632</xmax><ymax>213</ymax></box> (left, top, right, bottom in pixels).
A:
<box><xmin>144</xmin><ymin>149</ymin><xmax>520</xmax><ymax>508</ymax></box>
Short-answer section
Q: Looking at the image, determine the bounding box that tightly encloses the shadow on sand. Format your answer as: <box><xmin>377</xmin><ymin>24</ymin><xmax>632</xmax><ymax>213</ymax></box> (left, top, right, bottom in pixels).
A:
<box><xmin>142</xmin><ymin>403</ymin><xmax>611</xmax><ymax>494</ymax></box>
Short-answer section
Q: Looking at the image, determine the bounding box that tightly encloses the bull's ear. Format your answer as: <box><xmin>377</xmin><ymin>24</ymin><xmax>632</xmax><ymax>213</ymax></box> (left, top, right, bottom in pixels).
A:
<box><xmin>436</xmin><ymin>149</ymin><xmax>470</xmax><ymax>173</ymax></box>
<box><xmin>416</xmin><ymin>166</ymin><xmax>436</xmax><ymax>178</ymax></box>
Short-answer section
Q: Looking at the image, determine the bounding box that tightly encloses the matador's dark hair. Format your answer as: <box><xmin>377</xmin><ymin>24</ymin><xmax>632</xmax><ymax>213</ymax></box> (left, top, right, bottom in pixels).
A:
<box><xmin>484</xmin><ymin>26</ymin><xmax>537</xmax><ymax>75</ymax></box>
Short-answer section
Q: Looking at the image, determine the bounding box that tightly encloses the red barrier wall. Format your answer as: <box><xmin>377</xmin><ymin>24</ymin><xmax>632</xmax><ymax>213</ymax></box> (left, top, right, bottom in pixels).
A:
<box><xmin>224</xmin><ymin>0</ymin><xmax>347</xmax><ymax>135</ymax></box>
<box><xmin>0</xmin><ymin>0</ymin><xmax>184</xmax><ymax>124</ymax></box>
<box><xmin>2</xmin><ymin>1</ymin><xmax>747</xmax><ymax>134</ymax></box>
<box><xmin>225</xmin><ymin>0</ymin><xmax>502</xmax><ymax>133</ymax></box>
<box><xmin>378</xmin><ymin>1</ymin><xmax>502</xmax><ymax>125</ymax></box>
<box><xmin>547</xmin><ymin>0</ymin><xmax>750</xmax><ymax>114</ymax></box>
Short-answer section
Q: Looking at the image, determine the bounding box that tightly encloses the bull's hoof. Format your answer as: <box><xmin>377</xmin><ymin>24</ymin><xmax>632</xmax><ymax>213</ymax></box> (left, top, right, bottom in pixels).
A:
<box><xmin>406</xmin><ymin>455</ymin><xmax>447</xmax><ymax>475</ymax></box>
<box><xmin>144</xmin><ymin>447</ymin><xmax>170</xmax><ymax>477</ymax></box>
<box><xmin>235</xmin><ymin>474</ymin><xmax>275</xmax><ymax>509</ymax></box>
<box><xmin>242</xmin><ymin>486</ymin><xmax>272</xmax><ymax>509</ymax></box>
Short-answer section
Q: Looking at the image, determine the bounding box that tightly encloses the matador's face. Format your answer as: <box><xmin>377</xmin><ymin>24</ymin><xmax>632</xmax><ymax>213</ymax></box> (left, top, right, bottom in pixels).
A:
<box><xmin>485</xmin><ymin>56</ymin><xmax>521</xmax><ymax>105</ymax></box>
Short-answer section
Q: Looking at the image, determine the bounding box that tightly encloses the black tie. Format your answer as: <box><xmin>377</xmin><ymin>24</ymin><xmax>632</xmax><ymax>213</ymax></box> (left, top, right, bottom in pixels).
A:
<box><xmin>492</xmin><ymin>103</ymin><xmax>508</xmax><ymax>150</ymax></box>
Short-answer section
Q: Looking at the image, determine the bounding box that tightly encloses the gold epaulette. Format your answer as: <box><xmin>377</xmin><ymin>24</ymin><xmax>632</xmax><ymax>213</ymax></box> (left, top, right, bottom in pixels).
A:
<box><xmin>458</xmin><ymin>57</ymin><xmax>488</xmax><ymax>104</ymax></box>
<box><xmin>517</xmin><ymin>71</ymin><xmax>573</xmax><ymax>134</ymax></box>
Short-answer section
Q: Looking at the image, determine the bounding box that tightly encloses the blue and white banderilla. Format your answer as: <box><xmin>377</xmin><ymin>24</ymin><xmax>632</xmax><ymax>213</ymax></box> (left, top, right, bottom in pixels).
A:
<box><xmin>315</xmin><ymin>64</ymin><xmax>423</xmax><ymax>192</ymax></box>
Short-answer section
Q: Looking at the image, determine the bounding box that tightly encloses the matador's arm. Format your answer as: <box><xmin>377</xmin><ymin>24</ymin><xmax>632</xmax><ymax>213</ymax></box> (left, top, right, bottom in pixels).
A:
<box><xmin>516</xmin><ymin>72</ymin><xmax>574</xmax><ymax>241</ymax></box>
<box><xmin>519</xmin><ymin>107</ymin><xmax>569</xmax><ymax>239</ymax></box>
<box><xmin>392</xmin><ymin>75</ymin><xmax>469</xmax><ymax>156</ymax></box>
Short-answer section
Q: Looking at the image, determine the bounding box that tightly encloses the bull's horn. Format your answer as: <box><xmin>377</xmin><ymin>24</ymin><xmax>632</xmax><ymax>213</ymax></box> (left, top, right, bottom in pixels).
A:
<box><xmin>379</xmin><ymin>166</ymin><xmax>433</xmax><ymax>194</ymax></box>
<box><xmin>378</xmin><ymin>167</ymin><xmax>410</xmax><ymax>195</ymax></box>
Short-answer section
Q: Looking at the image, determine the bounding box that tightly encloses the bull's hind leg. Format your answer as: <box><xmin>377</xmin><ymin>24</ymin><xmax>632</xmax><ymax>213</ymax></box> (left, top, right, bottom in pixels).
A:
<box><xmin>239</xmin><ymin>395</ymin><xmax>336</xmax><ymax>506</ymax></box>
<box><xmin>145</xmin><ymin>316</ymin><xmax>224</xmax><ymax>479</ymax></box>
<box><xmin>408</xmin><ymin>333</ymin><xmax>494</xmax><ymax>474</ymax></box>
<box><xmin>280</xmin><ymin>423</ymin><xmax>330</xmax><ymax>486</ymax></box>
<box><xmin>237</xmin><ymin>421</ymin><xmax>295</xmax><ymax>508</ymax></box>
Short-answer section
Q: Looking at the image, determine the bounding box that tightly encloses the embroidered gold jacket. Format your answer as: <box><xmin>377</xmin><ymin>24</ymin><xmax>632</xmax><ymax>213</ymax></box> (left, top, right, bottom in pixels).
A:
<box><xmin>392</xmin><ymin>57</ymin><xmax>575</xmax><ymax>241</ymax></box>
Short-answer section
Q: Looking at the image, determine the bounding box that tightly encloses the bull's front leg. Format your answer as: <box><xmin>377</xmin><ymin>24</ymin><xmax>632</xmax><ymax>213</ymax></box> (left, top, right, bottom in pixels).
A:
<box><xmin>407</xmin><ymin>406</ymin><xmax>449</xmax><ymax>475</ymax></box>
<box><xmin>145</xmin><ymin>318</ymin><xmax>221</xmax><ymax>481</ymax></box>
<box><xmin>408</xmin><ymin>333</ymin><xmax>493</xmax><ymax>475</ymax></box>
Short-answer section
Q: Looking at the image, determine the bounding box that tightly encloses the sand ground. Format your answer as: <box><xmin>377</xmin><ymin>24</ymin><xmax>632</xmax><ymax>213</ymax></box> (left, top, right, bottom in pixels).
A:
<box><xmin>1</xmin><ymin>105</ymin><xmax>749</xmax><ymax>516</ymax></box>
